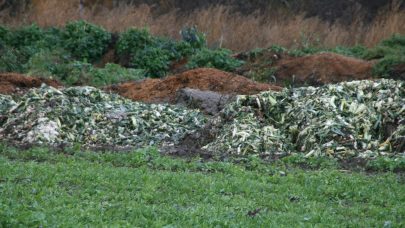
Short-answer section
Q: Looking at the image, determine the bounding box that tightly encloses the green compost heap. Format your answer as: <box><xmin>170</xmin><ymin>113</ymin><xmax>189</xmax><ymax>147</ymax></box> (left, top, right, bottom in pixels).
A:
<box><xmin>203</xmin><ymin>79</ymin><xmax>405</xmax><ymax>158</ymax></box>
<box><xmin>0</xmin><ymin>86</ymin><xmax>206</xmax><ymax>148</ymax></box>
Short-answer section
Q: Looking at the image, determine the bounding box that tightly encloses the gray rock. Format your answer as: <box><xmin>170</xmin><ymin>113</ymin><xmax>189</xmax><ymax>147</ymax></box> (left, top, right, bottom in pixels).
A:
<box><xmin>175</xmin><ymin>88</ymin><xmax>235</xmax><ymax>115</ymax></box>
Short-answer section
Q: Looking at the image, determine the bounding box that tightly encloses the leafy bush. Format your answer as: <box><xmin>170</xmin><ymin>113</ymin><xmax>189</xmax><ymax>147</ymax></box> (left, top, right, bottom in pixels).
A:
<box><xmin>0</xmin><ymin>46</ymin><xmax>25</xmax><ymax>73</ymax></box>
<box><xmin>155</xmin><ymin>37</ymin><xmax>193</xmax><ymax>61</ymax></box>
<box><xmin>362</xmin><ymin>34</ymin><xmax>405</xmax><ymax>77</ymax></box>
<box><xmin>5</xmin><ymin>24</ymin><xmax>45</xmax><ymax>48</ymax></box>
<box><xmin>380</xmin><ymin>34</ymin><xmax>405</xmax><ymax>48</ymax></box>
<box><xmin>117</xmin><ymin>28</ymin><xmax>195</xmax><ymax>77</ymax></box>
<box><xmin>117</xmin><ymin>28</ymin><xmax>155</xmax><ymax>57</ymax></box>
<box><xmin>372</xmin><ymin>55</ymin><xmax>405</xmax><ymax>77</ymax></box>
<box><xmin>187</xmin><ymin>48</ymin><xmax>244</xmax><ymax>71</ymax></box>
<box><xmin>269</xmin><ymin>45</ymin><xmax>287</xmax><ymax>54</ymax></box>
<box><xmin>26</xmin><ymin>50</ymin><xmax>144</xmax><ymax>86</ymax></box>
<box><xmin>90</xmin><ymin>63</ymin><xmax>145</xmax><ymax>86</ymax></box>
<box><xmin>180</xmin><ymin>26</ymin><xmax>207</xmax><ymax>49</ymax></box>
<box><xmin>0</xmin><ymin>25</ymin><xmax>9</xmax><ymax>41</ymax></box>
<box><xmin>131</xmin><ymin>47</ymin><xmax>172</xmax><ymax>78</ymax></box>
<box><xmin>63</xmin><ymin>20</ymin><xmax>111</xmax><ymax>62</ymax></box>
<box><xmin>330</xmin><ymin>45</ymin><xmax>367</xmax><ymax>58</ymax></box>
<box><xmin>25</xmin><ymin>49</ymin><xmax>72</xmax><ymax>78</ymax></box>
<box><xmin>288</xmin><ymin>46</ymin><xmax>321</xmax><ymax>57</ymax></box>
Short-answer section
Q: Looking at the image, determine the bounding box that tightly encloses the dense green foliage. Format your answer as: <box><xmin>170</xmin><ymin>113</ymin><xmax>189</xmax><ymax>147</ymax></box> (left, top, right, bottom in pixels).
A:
<box><xmin>27</xmin><ymin>53</ymin><xmax>144</xmax><ymax>86</ymax></box>
<box><xmin>180</xmin><ymin>26</ymin><xmax>207</xmax><ymax>49</ymax></box>
<box><xmin>187</xmin><ymin>48</ymin><xmax>244</xmax><ymax>71</ymax></box>
<box><xmin>62</xmin><ymin>20</ymin><xmax>111</xmax><ymax>62</ymax></box>
<box><xmin>363</xmin><ymin>34</ymin><xmax>405</xmax><ymax>77</ymax></box>
<box><xmin>116</xmin><ymin>26</ymin><xmax>242</xmax><ymax>77</ymax></box>
<box><xmin>0</xmin><ymin>21</ymin><xmax>403</xmax><ymax>85</ymax></box>
<box><xmin>284</xmin><ymin>34</ymin><xmax>405</xmax><ymax>78</ymax></box>
<box><xmin>0</xmin><ymin>144</ymin><xmax>404</xmax><ymax>227</ymax></box>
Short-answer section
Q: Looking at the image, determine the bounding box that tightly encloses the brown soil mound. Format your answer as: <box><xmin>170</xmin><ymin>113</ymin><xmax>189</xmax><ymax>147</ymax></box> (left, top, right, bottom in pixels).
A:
<box><xmin>0</xmin><ymin>73</ymin><xmax>61</xmax><ymax>95</ymax></box>
<box><xmin>107</xmin><ymin>68</ymin><xmax>281</xmax><ymax>103</ymax></box>
<box><xmin>274</xmin><ymin>53</ymin><xmax>373</xmax><ymax>86</ymax></box>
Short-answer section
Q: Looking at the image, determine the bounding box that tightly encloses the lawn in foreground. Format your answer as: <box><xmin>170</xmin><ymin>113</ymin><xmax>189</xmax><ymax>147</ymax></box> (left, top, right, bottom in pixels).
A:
<box><xmin>0</xmin><ymin>145</ymin><xmax>404</xmax><ymax>227</ymax></box>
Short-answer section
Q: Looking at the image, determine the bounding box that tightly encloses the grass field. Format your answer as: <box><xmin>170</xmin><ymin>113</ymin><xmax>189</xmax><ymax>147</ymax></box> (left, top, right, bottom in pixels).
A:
<box><xmin>0</xmin><ymin>145</ymin><xmax>404</xmax><ymax>227</ymax></box>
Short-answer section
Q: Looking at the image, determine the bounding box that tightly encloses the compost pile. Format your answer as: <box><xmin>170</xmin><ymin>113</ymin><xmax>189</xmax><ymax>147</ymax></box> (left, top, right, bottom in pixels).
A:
<box><xmin>0</xmin><ymin>86</ymin><xmax>206</xmax><ymax>148</ymax></box>
<box><xmin>203</xmin><ymin>79</ymin><xmax>405</xmax><ymax>158</ymax></box>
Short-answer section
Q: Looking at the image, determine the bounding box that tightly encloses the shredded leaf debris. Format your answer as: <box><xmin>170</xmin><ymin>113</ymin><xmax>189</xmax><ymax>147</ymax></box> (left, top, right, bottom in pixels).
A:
<box><xmin>0</xmin><ymin>79</ymin><xmax>403</xmax><ymax>159</ymax></box>
<box><xmin>203</xmin><ymin>79</ymin><xmax>405</xmax><ymax>158</ymax></box>
<box><xmin>0</xmin><ymin>86</ymin><xmax>206</xmax><ymax>148</ymax></box>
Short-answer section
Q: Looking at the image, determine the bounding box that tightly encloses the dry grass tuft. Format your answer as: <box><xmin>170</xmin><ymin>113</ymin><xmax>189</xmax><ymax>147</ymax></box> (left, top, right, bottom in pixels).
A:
<box><xmin>1</xmin><ymin>1</ymin><xmax>404</xmax><ymax>51</ymax></box>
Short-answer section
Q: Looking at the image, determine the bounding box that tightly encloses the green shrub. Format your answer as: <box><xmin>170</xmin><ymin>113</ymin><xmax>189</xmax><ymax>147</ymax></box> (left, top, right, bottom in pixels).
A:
<box><xmin>117</xmin><ymin>28</ymin><xmax>195</xmax><ymax>77</ymax></box>
<box><xmin>372</xmin><ymin>55</ymin><xmax>405</xmax><ymax>77</ymax></box>
<box><xmin>116</xmin><ymin>28</ymin><xmax>155</xmax><ymax>57</ymax></box>
<box><xmin>270</xmin><ymin>45</ymin><xmax>287</xmax><ymax>54</ymax></box>
<box><xmin>90</xmin><ymin>63</ymin><xmax>145</xmax><ymax>86</ymax></box>
<box><xmin>288</xmin><ymin>46</ymin><xmax>321</xmax><ymax>57</ymax></box>
<box><xmin>0</xmin><ymin>25</ymin><xmax>9</xmax><ymax>41</ymax></box>
<box><xmin>0</xmin><ymin>25</ymin><xmax>64</xmax><ymax>73</ymax></box>
<box><xmin>63</xmin><ymin>61</ymin><xmax>94</xmax><ymax>85</ymax></box>
<box><xmin>131</xmin><ymin>47</ymin><xmax>171</xmax><ymax>78</ymax></box>
<box><xmin>6</xmin><ymin>24</ymin><xmax>45</xmax><ymax>48</ymax></box>
<box><xmin>362</xmin><ymin>34</ymin><xmax>405</xmax><ymax>77</ymax></box>
<box><xmin>155</xmin><ymin>37</ymin><xmax>193</xmax><ymax>61</ymax></box>
<box><xmin>330</xmin><ymin>45</ymin><xmax>367</xmax><ymax>58</ymax></box>
<box><xmin>25</xmin><ymin>49</ymin><xmax>72</xmax><ymax>78</ymax></box>
<box><xmin>381</xmin><ymin>34</ymin><xmax>405</xmax><ymax>48</ymax></box>
<box><xmin>180</xmin><ymin>26</ymin><xmax>207</xmax><ymax>49</ymax></box>
<box><xmin>38</xmin><ymin>27</ymin><xmax>64</xmax><ymax>49</ymax></box>
<box><xmin>187</xmin><ymin>48</ymin><xmax>244</xmax><ymax>71</ymax></box>
<box><xmin>63</xmin><ymin>20</ymin><xmax>111</xmax><ymax>62</ymax></box>
<box><xmin>362</xmin><ymin>34</ymin><xmax>405</xmax><ymax>60</ymax></box>
<box><xmin>0</xmin><ymin>46</ymin><xmax>24</xmax><ymax>73</ymax></box>
<box><xmin>27</xmin><ymin>50</ymin><xmax>145</xmax><ymax>86</ymax></box>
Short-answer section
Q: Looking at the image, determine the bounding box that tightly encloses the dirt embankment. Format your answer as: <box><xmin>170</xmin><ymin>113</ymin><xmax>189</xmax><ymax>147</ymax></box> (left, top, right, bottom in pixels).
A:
<box><xmin>107</xmin><ymin>68</ymin><xmax>281</xmax><ymax>103</ymax></box>
<box><xmin>237</xmin><ymin>52</ymin><xmax>374</xmax><ymax>86</ymax></box>
<box><xmin>275</xmin><ymin>53</ymin><xmax>373</xmax><ymax>86</ymax></box>
<box><xmin>0</xmin><ymin>73</ymin><xmax>61</xmax><ymax>95</ymax></box>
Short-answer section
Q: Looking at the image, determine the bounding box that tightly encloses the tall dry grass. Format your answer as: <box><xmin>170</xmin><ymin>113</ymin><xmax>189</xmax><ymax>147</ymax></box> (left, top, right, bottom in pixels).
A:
<box><xmin>1</xmin><ymin>0</ymin><xmax>404</xmax><ymax>51</ymax></box>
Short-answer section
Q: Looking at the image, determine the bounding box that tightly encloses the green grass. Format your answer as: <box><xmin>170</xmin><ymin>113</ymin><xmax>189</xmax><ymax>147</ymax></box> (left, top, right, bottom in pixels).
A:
<box><xmin>0</xmin><ymin>145</ymin><xmax>404</xmax><ymax>227</ymax></box>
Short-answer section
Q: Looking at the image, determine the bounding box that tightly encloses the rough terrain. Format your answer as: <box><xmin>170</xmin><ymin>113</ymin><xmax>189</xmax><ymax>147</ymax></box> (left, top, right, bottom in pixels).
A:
<box><xmin>236</xmin><ymin>52</ymin><xmax>374</xmax><ymax>86</ymax></box>
<box><xmin>107</xmin><ymin>68</ymin><xmax>281</xmax><ymax>103</ymax></box>
<box><xmin>0</xmin><ymin>73</ymin><xmax>61</xmax><ymax>95</ymax></box>
<box><xmin>274</xmin><ymin>53</ymin><xmax>373</xmax><ymax>86</ymax></box>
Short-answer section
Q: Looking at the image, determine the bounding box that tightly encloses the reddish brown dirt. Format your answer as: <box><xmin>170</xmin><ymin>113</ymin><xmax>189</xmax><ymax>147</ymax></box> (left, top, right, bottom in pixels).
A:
<box><xmin>274</xmin><ymin>53</ymin><xmax>373</xmax><ymax>86</ymax></box>
<box><xmin>107</xmin><ymin>68</ymin><xmax>282</xmax><ymax>103</ymax></box>
<box><xmin>0</xmin><ymin>73</ymin><xmax>61</xmax><ymax>95</ymax></box>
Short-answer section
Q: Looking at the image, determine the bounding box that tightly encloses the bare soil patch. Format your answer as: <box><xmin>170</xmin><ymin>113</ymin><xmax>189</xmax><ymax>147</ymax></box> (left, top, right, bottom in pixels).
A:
<box><xmin>106</xmin><ymin>68</ymin><xmax>281</xmax><ymax>103</ymax></box>
<box><xmin>274</xmin><ymin>53</ymin><xmax>373</xmax><ymax>86</ymax></box>
<box><xmin>0</xmin><ymin>73</ymin><xmax>61</xmax><ymax>95</ymax></box>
